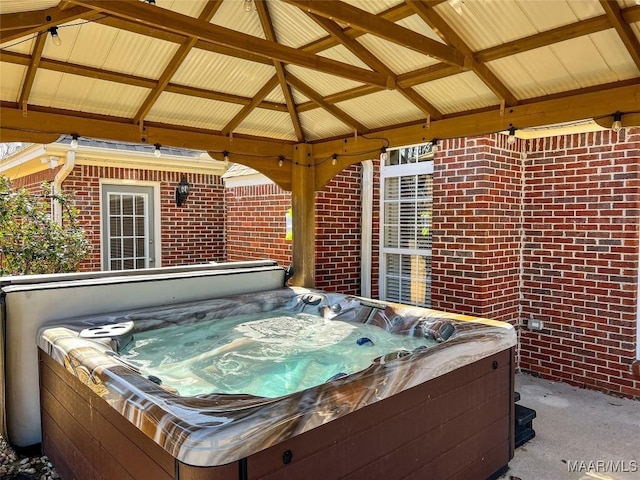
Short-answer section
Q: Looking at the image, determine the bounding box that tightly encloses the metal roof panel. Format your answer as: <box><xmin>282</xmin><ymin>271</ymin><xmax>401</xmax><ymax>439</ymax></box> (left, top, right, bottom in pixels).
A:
<box><xmin>172</xmin><ymin>49</ymin><xmax>277</xmax><ymax>97</ymax></box>
<box><xmin>209</xmin><ymin>0</ymin><xmax>266</xmax><ymax>39</ymax></box>
<box><xmin>341</xmin><ymin>0</ymin><xmax>404</xmax><ymax>15</ymax></box>
<box><xmin>267</xmin><ymin>0</ymin><xmax>330</xmax><ymax>48</ymax></box>
<box><xmin>336</xmin><ymin>90</ymin><xmax>425</xmax><ymax>130</ymax></box>
<box><xmin>488</xmin><ymin>32</ymin><xmax>639</xmax><ymax>100</ymax></box>
<box><xmin>413</xmin><ymin>71</ymin><xmax>500</xmax><ymax>114</ymax></box>
<box><xmin>234</xmin><ymin>108</ymin><xmax>297</xmax><ymax>141</ymax></box>
<box><xmin>0</xmin><ymin>63</ymin><xmax>27</xmax><ymax>101</ymax></box>
<box><xmin>29</xmin><ymin>70</ymin><xmax>149</xmax><ymax>117</ymax></box>
<box><xmin>42</xmin><ymin>22</ymin><xmax>180</xmax><ymax>79</ymax></box>
<box><xmin>286</xmin><ymin>65</ymin><xmax>364</xmax><ymax>97</ymax></box>
<box><xmin>433</xmin><ymin>0</ymin><xmax>603</xmax><ymax>52</ymax></box>
<box><xmin>146</xmin><ymin>91</ymin><xmax>243</xmax><ymax>131</ymax></box>
<box><xmin>357</xmin><ymin>34</ymin><xmax>440</xmax><ymax>75</ymax></box>
<box><xmin>299</xmin><ymin>109</ymin><xmax>352</xmax><ymax>141</ymax></box>
<box><xmin>0</xmin><ymin>0</ymin><xmax>57</xmax><ymax>14</ymax></box>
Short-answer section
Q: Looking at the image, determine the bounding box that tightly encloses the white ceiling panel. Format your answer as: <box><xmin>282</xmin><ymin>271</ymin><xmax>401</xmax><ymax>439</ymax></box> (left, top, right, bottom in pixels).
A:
<box><xmin>337</xmin><ymin>90</ymin><xmax>425</xmax><ymax>130</ymax></box>
<box><xmin>357</xmin><ymin>34</ymin><xmax>441</xmax><ymax>75</ymax></box>
<box><xmin>299</xmin><ymin>109</ymin><xmax>352</xmax><ymax>142</ymax></box>
<box><xmin>146</xmin><ymin>92</ymin><xmax>243</xmax><ymax>131</ymax></box>
<box><xmin>40</xmin><ymin>21</ymin><xmax>179</xmax><ymax>79</ymax></box>
<box><xmin>267</xmin><ymin>0</ymin><xmax>329</xmax><ymax>48</ymax></box>
<box><xmin>264</xmin><ymin>85</ymin><xmax>286</xmax><ymax>103</ymax></box>
<box><xmin>413</xmin><ymin>71</ymin><xmax>500</xmax><ymax>114</ymax></box>
<box><xmin>0</xmin><ymin>0</ymin><xmax>57</xmax><ymax>14</ymax></box>
<box><xmin>0</xmin><ymin>63</ymin><xmax>27</xmax><ymax>101</ymax></box>
<box><xmin>234</xmin><ymin>108</ymin><xmax>297</xmax><ymax>141</ymax></box>
<box><xmin>317</xmin><ymin>45</ymin><xmax>371</xmax><ymax>70</ymax></box>
<box><xmin>286</xmin><ymin>65</ymin><xmax>363</xmax><ymax>97</ymax></box>
<box><xmin>489</xmin><ymin>32</ymin><xmax>639</xmax><ymax>100</ymax></box>
<box><xmin>1</xmin><ymin>34</ymin><xmax>36</xmax><ymax>54</ymax></box>
<box><xmin>210</xmin><ymin>0</ymin><xmax>266</xmax><ymax>39</ymax></box>
<box><xmin>341</xmin><ymin>0</ymin><xmax>404</xmax><ymax>15</ymax></box>
<box><xmin>29</xmin><ymin>70</ymin><xmax>149</xmax><ymax>118</ymax></box>
<box><xmin>173</xmin><ymin>49</ymin><xmax>276</xmax><ymax>97</ymax></box>
<box><xmin>586</xmin><ymin>29</ymin><xmax>640</xmax><ymax>80</ymax></box>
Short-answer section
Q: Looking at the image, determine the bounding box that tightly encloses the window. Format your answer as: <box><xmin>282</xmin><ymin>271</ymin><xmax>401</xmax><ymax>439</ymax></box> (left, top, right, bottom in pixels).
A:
<box><xmin>380</xmin><ymin>143</ymin><xmax>434</xmax><ymax>307</ymax></box>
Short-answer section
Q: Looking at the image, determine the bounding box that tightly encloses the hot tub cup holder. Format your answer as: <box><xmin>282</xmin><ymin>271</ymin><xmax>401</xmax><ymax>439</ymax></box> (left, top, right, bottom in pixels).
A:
<box><xmin>79</xmin><ymin>321</ymin><xmax>134</xmax><ymax>352</ymax></box>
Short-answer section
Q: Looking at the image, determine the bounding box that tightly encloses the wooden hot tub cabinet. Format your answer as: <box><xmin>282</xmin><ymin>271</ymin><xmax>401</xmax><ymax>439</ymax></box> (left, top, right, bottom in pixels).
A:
<box><xmin>39</xmin><ymin>347</ymin><xmax>514</xmax><ymax>480</ymax></box>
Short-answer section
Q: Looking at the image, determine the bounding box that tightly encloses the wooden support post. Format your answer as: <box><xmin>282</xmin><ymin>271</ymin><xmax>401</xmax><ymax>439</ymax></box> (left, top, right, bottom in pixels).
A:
<box><xmin>291</xmin><ymin>143</ymin><xmax>315</xmax><ymax>287</ymax></box>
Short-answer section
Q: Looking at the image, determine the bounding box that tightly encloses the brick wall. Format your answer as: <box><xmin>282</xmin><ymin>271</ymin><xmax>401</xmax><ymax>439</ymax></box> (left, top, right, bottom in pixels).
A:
<box><xmin>225</xmin><ymin>165</ymin><xmax>362</xmax><ymax>295</ymax></box>
<box><xmin>225</xmin><ymin>182</ymin><xmax>292</xmax><ymax>267</ymax></box>
<box><xmin>430</xmin><ymin>135</ymin><xmax>523</xmax><ymax>324</ymax></box>
<box><xmin>520</xmin><ymin>129</ymin><xmax>639</xmax><ymax>399</ymax></box>
<box><xmin>315</xmin><ymin>164</ymin><xmax>362</xmax><ymax>293</ymax></box>
<box><xmin>62</xmin><ymin>165</ymin><xmax>226</xmax><ymax>271</ymax></box>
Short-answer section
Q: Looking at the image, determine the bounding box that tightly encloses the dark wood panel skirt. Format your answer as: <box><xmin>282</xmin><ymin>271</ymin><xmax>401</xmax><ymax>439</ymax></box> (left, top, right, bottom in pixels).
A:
<box><xmin>39</xmin><ymin>347</ymin><xmax>514</xmax><ymax>480</ymax></box>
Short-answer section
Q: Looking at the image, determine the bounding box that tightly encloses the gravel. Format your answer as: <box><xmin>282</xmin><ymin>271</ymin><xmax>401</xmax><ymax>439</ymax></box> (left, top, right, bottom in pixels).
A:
<box><xmin>0</xmin><ymin>435</ymin><xmax>59</xmax><ymax>480</ymax></box>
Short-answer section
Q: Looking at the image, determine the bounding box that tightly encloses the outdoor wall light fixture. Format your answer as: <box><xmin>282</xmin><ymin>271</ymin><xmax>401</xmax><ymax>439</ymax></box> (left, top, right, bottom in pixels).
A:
<box><xmin>48</xmin><ymin>27</ymin><xmax>61</xmax><ymax>46</ymax></box>
<box><xmin>611</xmin><ymin>111</ymin><xmax>622</xmax><ymax>133</ymax></box>
<box><xmin>278</xmin><ymin>156</ymin><xmax>284</xmax><ymax>167</ymax></box>
<box><xmin>332</xmin><ymin>154</ymin><xmax>338</xmax><ymax>166</ymax></box>
<box><xmin>154</xmin><ymin>143</ymin><xmax>162</xmax><ymax>158</ymax></box>
<box><xmin>430</xmin><ymin>139</ymin><xmax>439</xmax><ymax>154</ymax></box>
<box><xmin>175</xmin><ymin>175</ymin><xmax>190</xmax><ymax>207</ymax></box>
<box><xmin>223</xmin><ymin>150</ymin><xmax>230</xmax><ymax>164</ymax></box>
<box><xmin>380</xmin><ymin>146</ymin><xmax>388</xmax><ymax>162</ymax></box>
<box><xmin>70</xmin><ymin>135</ymin><xmax>79</xmax><ymax>149</ymax></box>
<box><xmin>507</xmin><ymin>126</ymin><xmax>517</xmax><ymax>145</ymax></box>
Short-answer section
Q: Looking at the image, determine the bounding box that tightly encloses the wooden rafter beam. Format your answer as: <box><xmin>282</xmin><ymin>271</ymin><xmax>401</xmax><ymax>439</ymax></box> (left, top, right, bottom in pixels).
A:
<box><xmin>313</xmin><ymin>81</ymin><xmax>640</xmax><ymax>188</ymax></box>
<box><xmin>396</xmin><ymin>64</ymin><xmax>463</xmax><ymax>88</ymax></box>
<box><xmin>301</xmin><ymin>3</ymin><xmax>414</xmax><ymax>54</ymax></box>
<box><xmin>406</xmin><ymin>0</ymin><xmax>518</xmax><ymax>106</ymax></box>
<box><xmin>0</xmin><ymin>5</ymin><xmax>89</xmax><ymax>32</ymax></box>
<box><xmin>312</xmin><ymin>81</ymin><xmax>640</xmax><ymax>156</ymax></box>
<box><xmin>305</xmin><ymin>11</ymin><xmax>443</xmax><ymax>119</ymax></box>
<box><xmin>93</xmin><ymin>15</ymin><xmax>275</xmax><ymax>65</ymax></box>
<box><xmin>133</xmin><ymin>0</ymin><xmax>223</xmax><ymax>125</ymax></box>
<box><xmin>68</xmin><ymin>0</ymin><xmax>387</xmax><ymax>87</ymax></box>
<box><xmin>17</xmin><ymin>31</ymin><xmax>47</xmax><ymax>111</ymax></box>
<box><xmin>306</xmin><ymin>13</ymin><xmax>396</xmax><ymax>88</ymax></box>
<box><xmin>599</xmin><ymin>0</ymin><xmax>640</xmax><ymax>70</ymax></box>
<box><xmin>474</xmin><ymin>5</ymin><xmax>640</xmax><ymax>63</ymax></box>
<box><xmin>0</xmin><ymin>103</ymin><xmax>294</xmax><ymax>156</ymax></box>
<box><xmin>286</xmin><ymin>74</ymin><xmax>370</xmax><ymax>134</ymax></box>
<box><xmin>297</xmin><ymin>85</ymin><xmax>382</xmax><ymax>113</ymax></box>
<box><xmin>221</xmin><ymin>75</ymin><xmax>280</xmax><ymax>136</ymax></box>
<box><xmin>255</xmin><ymin>0</ymin><xmax>304</xmax><ymax>142</ymax></box>
<box><xmin>475</xmin><ymin>16</ymin><xmax>611</xmax><ymax>64</ymax></box>
<box><xmin>396</xmin><ymin>87</ymin><xmax>443</xmax><ymax>120</ymax></box>
<box><xmin>284</xmin><ymin>0</ymin><xmax>464</xmax><ymax>67</ymax></box>
<box><xmin>0</xmin><ymin>6</ymin><xmax>96</xmax><ymax>44</ymax></box>
<box><xmin>0</xmin><ymin>50</ymin><xmax>288</xmax><ymax>112</ymax></box>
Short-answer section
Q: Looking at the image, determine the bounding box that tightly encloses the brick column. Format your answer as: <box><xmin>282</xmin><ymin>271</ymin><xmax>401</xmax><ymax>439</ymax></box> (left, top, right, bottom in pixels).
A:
<box><xmin>431</xmin><ymin>135</ymin><xmax>523</xmax><ymax>324</ymax></box>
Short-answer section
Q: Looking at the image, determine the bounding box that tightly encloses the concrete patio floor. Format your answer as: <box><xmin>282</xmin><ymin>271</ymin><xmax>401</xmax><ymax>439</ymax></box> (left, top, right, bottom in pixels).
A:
<box><xmin>502</xmin><ymin>373</ymin><xmax>639</xmax><ymax>480</ymax></box>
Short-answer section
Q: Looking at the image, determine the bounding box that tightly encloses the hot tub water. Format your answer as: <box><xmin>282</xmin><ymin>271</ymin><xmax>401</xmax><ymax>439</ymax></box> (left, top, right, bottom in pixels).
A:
<box><xmin>119</xmin><ymin>310</ymin><xmax>434</xmax><ymax>398</ymax></box>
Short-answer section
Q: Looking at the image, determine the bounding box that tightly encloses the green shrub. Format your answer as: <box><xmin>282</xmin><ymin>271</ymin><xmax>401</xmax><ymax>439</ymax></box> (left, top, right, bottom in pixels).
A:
<box><xmin>0</xmin><ymin>176</ymin><xmax>89</xmax><ymax>275</ymax></box>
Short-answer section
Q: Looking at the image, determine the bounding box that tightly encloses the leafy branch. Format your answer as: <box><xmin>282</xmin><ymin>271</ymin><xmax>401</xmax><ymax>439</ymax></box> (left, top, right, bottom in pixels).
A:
<box><xmin>0</xmin><ymin>176</ymin><xmax>90</xmax><ymax>275</ymax></box>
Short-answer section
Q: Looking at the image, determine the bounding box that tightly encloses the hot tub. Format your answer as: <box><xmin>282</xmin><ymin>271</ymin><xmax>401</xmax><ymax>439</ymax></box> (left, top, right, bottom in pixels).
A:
<box><xmin>38</xmin><ymin>287</ymin><xmax>516</xmax><ymax>480</ymax></box>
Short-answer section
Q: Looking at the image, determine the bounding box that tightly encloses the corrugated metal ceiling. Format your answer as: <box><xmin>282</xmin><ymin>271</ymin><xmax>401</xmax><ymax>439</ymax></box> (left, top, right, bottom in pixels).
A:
<box><xmin>0</xmin><ymin>0</ymin><xmax>638</xmax><ymax>146</ymax></box>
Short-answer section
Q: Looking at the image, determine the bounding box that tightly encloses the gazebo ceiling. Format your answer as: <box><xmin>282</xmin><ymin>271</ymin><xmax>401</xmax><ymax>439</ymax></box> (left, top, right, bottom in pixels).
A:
<box><xmin>1</xmin><ymin>0</ymin><xmax>640</xmax><ymax>160</ymax></box>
